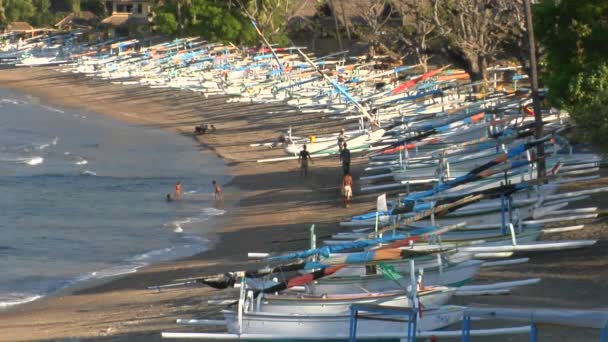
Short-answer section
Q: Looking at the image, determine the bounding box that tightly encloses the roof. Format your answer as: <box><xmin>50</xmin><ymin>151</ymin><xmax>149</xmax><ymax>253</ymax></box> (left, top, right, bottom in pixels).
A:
<box><xmin>290</xmin><ymin>0</ymin><xmax>401</xmax><ymax>25</ymax></box>
<box><xmin>55</xmin><ymin>11</ymin><xmax>98</xmax><ymax>28</ymax></box>
<box><xmin>101</xmin><ymin>13</ymin><xmax>149</xmax><ymax>28</ymax></box>
<box><xmin>289</xmin><ymin>0</ymin><xmax>317</xmax><ymax>18</ymax></box>
<box><xmin>8</xmin><ymin>22</ymin><xmax>34</xmax><ymax>32</ymax></box>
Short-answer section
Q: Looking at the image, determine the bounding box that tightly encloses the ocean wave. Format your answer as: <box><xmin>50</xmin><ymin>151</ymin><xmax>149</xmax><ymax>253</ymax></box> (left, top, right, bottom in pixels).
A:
<box><xmin>0</xmin><ymin>293</ymin><xmax>43</xmax><ymax>309</ymax></box>
<box><xmin>23</xmin><ymin>157</ymin><xmax>44</xmax><ymax>166</ymax></box>
<box><xmin>36</xmin><ymin>137</ymin><xmax>59</xmax><ymax>150</ymax></box>
<box><xmin>86</xmin><ymin>264</ymin><xmax>142</xmax><ymax>280</ymax></box>
<box><xmin>41</xmin><ymin>105</ymin><xmax>65</xmax><ymax>114</ymax></box>
<box><xmin>0</xmin><ymin>98</ymin><xmax>25</xmax><ymax>106</ymax></box>
<box><xmin>82</xmin><ymin>170</ymin><xmax>97</xmax><ymax>176</ymax></box>
<box><xmin>164</xmin><ymin>207</ymin><xmax>225</xmax><ymax>233</ymax></box>
<box><xmin>200</xmin><ymin>207</ymin><xmax>226</xmax><ymax>216</ymax></box>
<box><xmin>75</xmin><ymin>159</ymin><xmax>88</xmax><ymax>165</ymax></box>
<box><xmin>86</xmin><ymin>239</ymin><xmax>210</xmax><ymax>280</ymax></box>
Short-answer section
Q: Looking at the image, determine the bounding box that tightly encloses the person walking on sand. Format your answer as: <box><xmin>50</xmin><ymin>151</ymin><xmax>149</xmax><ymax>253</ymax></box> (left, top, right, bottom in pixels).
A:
<box><xmin>337</xmin><ymin>129</ymin><xmax>346</xmax><ymax>152</ymax></box>
<box><xmin>298</xmin><ymin>144</ymin><xmax>312</xmax><ymax>176</ymax></box>
<box><xmin>212</xmin><ymin>180</ymin><xmax>222</xmax><ymax>200</ymax></box>
<box><xmin>340</xmin><ymin>142</ymin><xmax>351</xmax><ymax>175</ymax></box>
<box><xmin>175</xmin><ymin>181</ymin><xmax>182</xmax><ymax>199</ymax></box>
<box><xmin>342</xmin><ymin>172</ymin><xmax>353</xmax><ymax>208</ymax></box>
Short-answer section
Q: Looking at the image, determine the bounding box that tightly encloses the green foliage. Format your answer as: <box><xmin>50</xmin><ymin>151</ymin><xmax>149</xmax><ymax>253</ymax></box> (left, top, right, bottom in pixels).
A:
<box><xmin>81</xmin><ymin>0</ymin><xmax>105</xmax><ymax>16</ymax></box>
<box><xmin>0</xmin><ymin>0</ymin><xmax>6</xmax><ymax>28</ymax></box>
<box><xmin>4</xmin><ymin>0</ymin><xmax>35</xmax><ymax>22</ymax></box>
<box><xmin>154</xmin><ymin>11</ymin><xmax>178</xmax><ymax>36</ymax></box>
<box><xmin>152</xmin><ymin>0</ymin><xmax>258</xmax><ymax>45</ymax></box>
<box><xmin>70</xmin><ymin>0</ymin><xmax>80</xmax><ymax>13</ymax></box>
<box><xmin>188</xmin><ymin>0</ymin><xmax>257</xmax><ymax>44</ymax></box>
<box><xmin>535</xmin><ymin>0</ymin><xmax>608</xmax><ymax>143</ymax></box>
<box><xmin>30</xmin><ymin>0</ymin><xmax>52</xmax><ymax>27</ymax></box>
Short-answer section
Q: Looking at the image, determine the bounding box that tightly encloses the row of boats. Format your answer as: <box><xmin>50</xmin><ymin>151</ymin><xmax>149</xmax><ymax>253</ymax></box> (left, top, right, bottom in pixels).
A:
<box><xmin>35</xmin><ymin>34</ymin><xmax>608</xmax><ymax>340</ymax></box>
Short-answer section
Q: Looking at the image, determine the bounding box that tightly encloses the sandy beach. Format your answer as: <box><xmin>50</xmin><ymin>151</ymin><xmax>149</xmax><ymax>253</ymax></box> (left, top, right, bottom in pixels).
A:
<box><xmin>1</xmin><ymin>67</ymin><xmax>607</xmax><ymax>342</ymax></box>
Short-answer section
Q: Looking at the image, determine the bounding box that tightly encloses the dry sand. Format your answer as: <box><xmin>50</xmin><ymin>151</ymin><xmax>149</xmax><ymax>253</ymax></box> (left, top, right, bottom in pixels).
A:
<box><xmin>0</xmin><ymin>67</ymin><xmax>607</xmax><ymax>341</ymax></box>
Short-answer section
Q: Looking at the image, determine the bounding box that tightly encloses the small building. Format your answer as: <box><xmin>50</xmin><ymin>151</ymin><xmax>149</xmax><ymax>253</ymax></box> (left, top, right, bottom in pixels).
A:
<box><xmin>55</xmin><ymin>11</ymin><xmax>98</xmax><ymax>32</ymax></box>
<box><xmin>101</xmin><ymin>0</ymin><xmax>151</xmax><ymax>37</ymax></box>
<box><xmin>7</xmin><ymin>22</ymin><xmax>34</xmax><ymax>33</ymax></box>
<box><xmin>4</xmin><ymin>22</ymin><xmax>47</xmax><ymax>38</ymax></box>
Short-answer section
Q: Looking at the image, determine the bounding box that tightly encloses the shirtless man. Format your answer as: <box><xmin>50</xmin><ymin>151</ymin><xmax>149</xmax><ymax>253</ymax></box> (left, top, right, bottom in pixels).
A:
<box><xmin>342</xmin><ymin>172</ymin><xmax>353</xmax><ymax>207</ymax></box>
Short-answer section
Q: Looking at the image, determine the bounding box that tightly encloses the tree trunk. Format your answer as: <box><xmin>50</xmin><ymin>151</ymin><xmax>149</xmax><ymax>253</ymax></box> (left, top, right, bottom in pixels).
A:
<box><xmin>177</xmin><ymin>2</ymin><xmax>182</xmax><ymax>36</ymax></box>
<box><xmin>328</xmin><ymin>0</ymin><xmax>343</xmax><ymax>50</ymax></box>
<box><xmin>479</xmin><ymin>55</ymin><xmax>488</xmax><ymax>82</ymax></box>
<box><xmin>464</xmin><ymin>52</ymin><xmax>483</xmax><ymax>82</ymax></box>
<box><xmin>339</xmin><ymin>0</ymin><xmax>351</xmax><ymax>41</ymax></box>
<box><xmin>523</xmin><ymin>0</ymin><xmax>545</xmax><ymax>179</ymax></box>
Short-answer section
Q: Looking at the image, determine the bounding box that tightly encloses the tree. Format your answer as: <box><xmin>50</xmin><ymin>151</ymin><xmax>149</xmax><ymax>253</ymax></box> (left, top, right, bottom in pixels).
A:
<box><xmin>69</xmin><ymin>0</ymin><xmax>79</xmax><ymax>12</ymax></box>
<box><xmin>152</xmin><ymin>0</ymin><xmax>258</xmax><ymax>45</ymax></box>
<box><xmin>0</xmin><ymin>0</ymin><xmax>6</xmax><ymax>29</ymax></box>
<box><xmin>432</xmin><ymin>0</ymin><xmax>524</xmax><ymax>81</ymax></box>
<box><xmin>31</xmin><ymin>0</ymin><xmax>52</xmax><ymax>27</ymax></box>
<box><xmin>357</xmin><ymin>0</ymin><xmax>395</xmax><ymax>56</ymax></box>
<box><xmin>187</xmin><ymin>0</ymin><xmax>257</xmax><ymax>44</ymax></box>
<box><xmin>392</xmin><ymin>0</ymin><xmax>437</xmax><ymax>71</ymax></box>
<box><xmin>176</xmin><ymin>0</ymin><xmax>191</xmax><ymax>36</ymax></box>
<box><xmin>81</xmin><ymin>0</ymin><xmax>107</xmax><ymax>16</ymax></box>
<box><xmin>4</xmin><ymin>0</ymin><xmax>35</xmax><ymax>23</ymax></box>
<box><xmin>244</xmin><ymin>0</ymin><xmax>292</xmax><ymax>45</ymax></box>
<box><xmin>534</xmin><ymin>0</ymin><xmax>608</xmax><ymax>143</ymax></box>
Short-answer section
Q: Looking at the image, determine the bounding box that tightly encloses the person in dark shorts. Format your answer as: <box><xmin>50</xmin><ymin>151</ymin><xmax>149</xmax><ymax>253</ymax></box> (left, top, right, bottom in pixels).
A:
<box><xmin>340</xmin><ymin>142</ymin><xmax>351</xmax><ymax>175</ymax></box>
<box><xmin>298</xmin><ymin>144</ymin><xmax>312</xmax><ymax>176</ymax></box>
<box><xmin>337</xmin><ymin>129</ymin><xmax>345</xmax><ymax>151</ymax></box>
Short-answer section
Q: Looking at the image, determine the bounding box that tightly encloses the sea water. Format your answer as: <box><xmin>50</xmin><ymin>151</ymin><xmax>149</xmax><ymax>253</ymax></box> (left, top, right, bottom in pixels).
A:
<box><xmin>0</xmin><ymin>88</ymin><xmax>229</xmax><ymax>308</ymax></box>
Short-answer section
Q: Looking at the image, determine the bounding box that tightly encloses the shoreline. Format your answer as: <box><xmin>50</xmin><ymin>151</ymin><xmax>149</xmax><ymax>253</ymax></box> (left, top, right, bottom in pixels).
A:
<box><xmin>0</xmin><ymin>66</ymin><xmax>373</xmax><ymax>341</ymax></box>
<box><xmin>1</xmin><ymin>67</ymin><xmax>608</xmax><ymax>342</ymax></box>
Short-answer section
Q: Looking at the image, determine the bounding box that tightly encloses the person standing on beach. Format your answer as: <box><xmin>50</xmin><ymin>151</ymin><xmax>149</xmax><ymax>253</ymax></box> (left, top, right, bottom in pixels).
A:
<box><xmin>298</xmin><ymin>144</ymin><xmax>312</xmax><ymax>176</ymax></box>
<box><xmin>175</xmin><ymin>181</ymin><xmax>182</xmax><ymax>199</ymax></box>
<box><xmin>340</xmin><ymin>142</ymin><xmax>351</xmax><ymax>175</ymax></box>
<box><xmin>342</xmin><ymin>172</ymin><xmax>353</xmax><ymax>207</ymax></box>
<box><xmin>212</xmin><ymin>180</ymin><xmax>222</xmax><ymax>200</ymax></box>
<box><xmin>337</xmin><ymin>129</ymin><xmax>346</xmax><ymax>152</ymax></box>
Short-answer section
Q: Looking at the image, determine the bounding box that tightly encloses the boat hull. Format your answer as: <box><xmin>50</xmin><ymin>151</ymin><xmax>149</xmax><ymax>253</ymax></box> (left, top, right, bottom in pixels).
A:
<box><xmin>223</xmin><ymin>306</ymin><xmax>464</xmax><ymax>339</ymax></box>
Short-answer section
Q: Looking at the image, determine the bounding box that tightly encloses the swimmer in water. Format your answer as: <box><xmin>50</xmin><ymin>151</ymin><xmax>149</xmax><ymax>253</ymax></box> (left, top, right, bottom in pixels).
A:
<box><xmin>175</xmin><ymin>181</ymin><xmax>182</xmax><ymax>199</ymax></box>
<box><xmin>212</xmin><ymin>180</ymin><xmax>222</xmax><ymax>200</ymax></box>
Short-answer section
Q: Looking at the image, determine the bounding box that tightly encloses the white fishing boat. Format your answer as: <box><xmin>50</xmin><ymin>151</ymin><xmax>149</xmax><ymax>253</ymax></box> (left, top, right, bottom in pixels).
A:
<box><xmin>259</xmin><ymin>286</ymin><xmax>455</xmax><ymax>314</ymax></box>
<box><xmin>220</xmin><ymin>305</ymin><xmax>464</xmax><ymax>339</ymax></box>
<box><xmin>310</xmin><ymin>259</ymin><xmax>482</xmax><ymax>294</ymax></box>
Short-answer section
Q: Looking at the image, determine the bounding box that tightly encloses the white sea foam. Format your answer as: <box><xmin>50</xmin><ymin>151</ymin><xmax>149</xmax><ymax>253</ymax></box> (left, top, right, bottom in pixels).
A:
<box><xmin>200</xmin><ymin>207</ymin><xmax>226</xmax><ymax>216</ymax></box>
<box><xmin>0</xmin><ymin>99</ymin><xmax>23</xmax><ymax>106</ymax></box>
<box><xmin>24</xmin><ymin>157</ymin><xmax>44</xmax><ymax>166</ymax></box>
<box><xmin>86</xmin><ymin>240</ymin><xmax>209</xmax><ymax>280</ymax></box>
<box><xmin>82</xmin><ymin>170</ymin><xmax>97</xmax><ymax>176</ymax></box>
<box><xmin>164</xmin><ymin>207</ymin><xmax>225</xmax><ymax>233</ymax></box>
<box><xmin>75</xmin><ymin>158</ymin><xmax>88</xmax><ymax>165</ymax></box>
<box><xmin>0</xmin><ymin>293</ymin><xmax>43</xmax><ymax>309</ymax></box>
<box><xmin>41</xmin><ymin>105</ymin><xmax>65</xmax><ymax>114</ymax></box>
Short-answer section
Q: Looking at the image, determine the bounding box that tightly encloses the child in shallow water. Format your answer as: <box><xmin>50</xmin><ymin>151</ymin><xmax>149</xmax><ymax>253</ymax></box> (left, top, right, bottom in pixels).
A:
<box><xmin>212</xmin><ymin>180</ymin><xmax>222</xmax><ymax>200</ymax></box>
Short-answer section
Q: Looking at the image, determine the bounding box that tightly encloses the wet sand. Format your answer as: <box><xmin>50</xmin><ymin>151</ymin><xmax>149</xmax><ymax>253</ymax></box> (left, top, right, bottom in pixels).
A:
<box><xmin>0</xmin><ymin>67</ymin><xmax>607</xmax><ymax>341</ymax></box>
